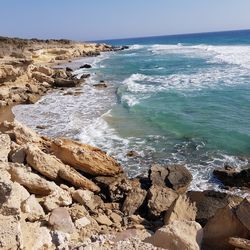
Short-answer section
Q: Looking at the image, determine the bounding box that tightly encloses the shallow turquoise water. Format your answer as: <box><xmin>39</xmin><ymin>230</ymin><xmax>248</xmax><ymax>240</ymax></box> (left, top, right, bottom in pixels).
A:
<box><xmin>14</xmin><ymin>30</ymin><xmax>250</xmax><ymax>191</ymax></box>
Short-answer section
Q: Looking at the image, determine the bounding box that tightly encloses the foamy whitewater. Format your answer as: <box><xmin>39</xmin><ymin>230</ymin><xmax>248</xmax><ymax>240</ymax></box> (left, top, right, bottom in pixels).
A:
<box><xmin>13</xmin><ymin>30</ymin><xmax>250</xmax><ymax>192</ymax></box>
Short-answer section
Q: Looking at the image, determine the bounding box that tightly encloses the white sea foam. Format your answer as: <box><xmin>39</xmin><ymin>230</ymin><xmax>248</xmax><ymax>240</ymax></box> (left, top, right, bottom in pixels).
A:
<box><xmin>128</xmin><ymin>44</ymin><xmax>146</xmax><ymax>50</ymax></box>
<box><xmin>149</xmin><ymin>43</ymin><xmax>250</xmax><ymax>69</ymax></box>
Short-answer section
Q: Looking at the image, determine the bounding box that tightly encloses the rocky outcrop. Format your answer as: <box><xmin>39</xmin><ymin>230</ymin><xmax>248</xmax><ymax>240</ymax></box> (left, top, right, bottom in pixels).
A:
<box><xmin>236</xmin><ymin>198</ymin><xmax>250</xmax><ymax>231</ymax></box>
<box><xmin>213</xmin><ymin>165</ymin><xmax>250</xmax><ymax>188</ymax></box>
<box><xmin>50</xmin><ymin>138</ymin><xmax>123</xmax><ymax>176</ymax></box>
<box><xmin>229</xmin><ymin>237</ymin><xmax>250</xmax><ymax>250</ymax></box>
<box><xmin>164</xmin><ymin>195</ymin><xmax>197</xmax><ymax>225</ymax></box>
<box><xmin>147</xmin><ymin>185</ymin><xmax>178</xmax><ymax>217</ymax></box>
<box><xmin>203</xmin><ymin>203</ymin><xmax>250</xmax><ymax>250</ymax></box>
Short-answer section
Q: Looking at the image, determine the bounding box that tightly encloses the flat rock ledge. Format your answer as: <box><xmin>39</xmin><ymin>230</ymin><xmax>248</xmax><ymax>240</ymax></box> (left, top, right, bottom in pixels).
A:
<box><xmin>0</xmin><ymin>121</ymin><xmax>250</xmax><ymax>249</ymax></box>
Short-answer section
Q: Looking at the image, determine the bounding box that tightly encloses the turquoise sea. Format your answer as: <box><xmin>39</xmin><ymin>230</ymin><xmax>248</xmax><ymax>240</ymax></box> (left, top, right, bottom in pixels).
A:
<box><xmin>14</xmin><ymin>30</ymin><xmax>250</xmax><ymax>191</ymax></box>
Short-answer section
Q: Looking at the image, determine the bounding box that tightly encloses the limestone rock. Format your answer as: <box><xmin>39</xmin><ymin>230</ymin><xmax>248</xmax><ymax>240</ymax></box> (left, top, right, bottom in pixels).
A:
<box><xmin>0</xmin><ymin>133</ymin><xmax>11</xmax><ymax>162</ymax></box>
<box><xmin>49</xmin><ymin>207</ymin><xmax>75</xmax><ymax>233</ymax></box>
<box><xmin>21</xmin><ymin>221</ymin><xmax>53</xmax><ymax>250</ymax></box>
<box><xmin>32</xmin><ymin>65</ymin><xmax>53</xmax><ymax>76</ymax></box>
<box><xmin>9</xmin><ymin>163</ymin><xmax>54</xmax><ymax>195</ymax></box>
<box><xmin>53</xmin><ymin>78</ymin><xmax>80</xmax><ymax>87</ymax></box>
<box><xmin>203</xmin><ymin>204</ymin><xmax>250</xmax><ymax>250</ymax></box>
<box><xmin>26</xmin><ymin>144</ymin><xmax>61</xmax><ymax>180</ymax></box>
<box><xmin>72</xmin><ymin>189</ymin><xmax>101</xmax><ymax>211</ymax></box>
<box><xmin>110</xmin><ymin>212</ymin><xmax>123</xmax><ymax>224</ymax></box>
<box><xmin>95</xmin><ymin>214</ymin><xmax>113</xmax><ymax>226</ymax></box>
<box><xmin>9</xmin><ymin>142</ymin><xmax>26</xmax><ymax>164</ymax></box>
<box><xmin>187</xmin><ymin>190</ymin><xmax>243</xmax><ymax>226</ymax></box>
<box><xmin>59</xmin><ymin>164</ymin><xmax>100</xmax><ymax>192</ymax></box>
<box><xmin>42</xmin><ymin>187</ymin><xmax>72</xmax><ymax>211</ymax></box>
<box><xmin>122</xmin><ymin>186</ymin><xmax>147</xmax><ymax>215</ymax></box>
<box><xmin>32</xmin><ymin>72</ymin><xmax>54</xmax><ymax>84</ymax></box>
<box><xmin>0</xmin><ymin>215</ymin><xmax>22</xmax><ymax>250</ymax></box>
<box><xmin>145</xmin><ymin>220</ymin><xmax>203</xmax><ymax>250</ymax></box>
<box><xmin>236</xmin><ymin>198</ymin><xmax>250</xmax><ymax>231</ymax></box>
<box><xmin>164</xmin><ymin>195</ymin><xmax>197</xmax><ymax>225</ymax></box>
<box><xmin>21</xmin><ymin>195</ymin><xmax>45</xmax><ymax>221</ymax></box>
<box><xmin>68</xmin><ymin>204</ymin><xmax>89</xmax><ymax>222</ymax></box>
<box><xmin>94</xmin><ymin>175</ymin><xmax>132</xmax><ymax>202</ymax></box>
<box><xmin>229</xmin><ymin>237</ymin><xmax>250</xmax><ymax>250</ymax></box>
<box><xmin>149</xmin><ymin>164</ymin><xmax>169</xmax><ymax>187</ymax></box>
<box><xmin>51</xmin><ymin>137</ymin><xmax>123</xmax><ymax>176</ymax></box>
<box><xmin>75</xmin><ymin>217</ymin><xmax>91</xmax><ymax>229</ymax></box>
<box><xmin>165</xmin><ymin>164</ymin><xmax>192</xmax><ymax>193</ymax></box>
<box><xmin>147</xmin><ymin>185</ymin><xmax>178</xmax><ymax>217</ymax></box>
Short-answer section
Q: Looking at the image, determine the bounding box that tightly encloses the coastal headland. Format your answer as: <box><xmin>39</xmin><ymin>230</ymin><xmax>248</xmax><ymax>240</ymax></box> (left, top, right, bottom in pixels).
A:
<box><xmin>0</xmin><ymin>36</ymin><xmax>250</xmax><ymax>250</ymax></box>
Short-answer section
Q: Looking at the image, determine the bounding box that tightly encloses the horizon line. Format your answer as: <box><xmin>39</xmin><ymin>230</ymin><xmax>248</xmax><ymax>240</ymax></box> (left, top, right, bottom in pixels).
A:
<box><xmin>92</xmin><ymin>28</ymin><xmax>250</xmax><ymax>43</ymax></box>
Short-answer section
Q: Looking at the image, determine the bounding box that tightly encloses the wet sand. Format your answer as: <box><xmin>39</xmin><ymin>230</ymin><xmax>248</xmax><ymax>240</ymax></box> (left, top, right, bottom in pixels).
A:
<box><xmin>0</xmin><ymin>105</ymin><xmax>15</xmax><ymax>122</ymax></box>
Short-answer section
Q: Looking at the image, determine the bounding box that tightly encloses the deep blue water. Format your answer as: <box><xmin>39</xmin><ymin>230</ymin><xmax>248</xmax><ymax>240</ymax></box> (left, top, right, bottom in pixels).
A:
<box><xmin>14</xmin><ymin>30</ymin><xmax>250</xmax><ymax>191</ymax></box>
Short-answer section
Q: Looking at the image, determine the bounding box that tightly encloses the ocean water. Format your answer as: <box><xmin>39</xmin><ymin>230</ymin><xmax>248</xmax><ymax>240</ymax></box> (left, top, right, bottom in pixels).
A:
<box><xmin>13</xmin><ymin>30</ymin><xmax>250</xmax><ymax>192</ymax></box>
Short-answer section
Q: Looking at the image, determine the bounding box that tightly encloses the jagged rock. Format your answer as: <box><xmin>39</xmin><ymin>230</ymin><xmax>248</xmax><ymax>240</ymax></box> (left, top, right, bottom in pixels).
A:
<box><xmin>187</xmin><ymin>190</ymin><xmax>243</xmax><ymax>226</ymax></box>
<box><xmin>49</xmin><ymin>207</ymin><xmax>75</xmax><ymax>234</ymax></box>
<box><xmin>21</xmin><ymin>221</ymin><xmax>53</xmax><ymax>250</ymax></box>
<box><xmin>9</xmin><ymin>142</ymin><xmax>26</xmax><ymax>164</ymax></box>
<box><xmin>164</xmin><ymin>195</ymin><xmax>197</xmax><ymax>225</ymax></box>
<box><xmin>122</xmin><ymin>186</ymin><xmax>147</xmax><ymax>216</ymax></box>
<box><xmin>110</xmin><ymin>212</ymin><xmax>123</xmax><ymax>224</ymax></box>
<box><xmin>32</xmin><ymin>72</ymin><xmax>54</xmax><ymax>84</ymax></box>
<box><xmin>93</xmin><ymin>83</ymin><xmax>108</xmax><ymax>88</ymax></box>
<box><xmin>0</xmin><ymin>215</ymin><xmax>22</xmax><ymax>250</ymax></box>
<box><xmin>0</xmin><ymin>133</ymin><xmax>11</xmax><ymax>163</ymax></box>
<box><xmin>25</xmin><ymin>144</ymin><xmax>61</xmax><ymax>180</ymax></box>
<box><xmin>72</xmin><ymin>189</ymin><xmax>101</xmax><ymax>211</ymax></box>
<box><xmin>32</xmin><ymin>65</ymin><xmax>53</xmax><ymax>76</ymax></box>
<box><xmin>52</xmin><ymin>69</ymin><xmax>68</xmax><ymax>79</ymax></box>
<box><xmin>213</xmin><ymin>165</ymin><xmax>250</xmax><ymax>188</ymax></box>
<box><xmin>68</xmin><ymin>204</ymin><xmax>89</xmax><ymax>222</ymax></box>
<box><xmin>75</xmin><ymin>217</ymin><xmax>91</xmax><ymax>229</ymax></box>
<box><xmin>203</xmin><ymin>203</ymin><xmax>250</xmax><ymax>250</ymax></box>
<box><xmin>147</xmin><ymin>185</ymin><xmax>178</xmax><ymax>217</ymax></box>
<box><xmin>94</xmin><ymin>175</ymin><xmax>132</xmax><ymax>202</ymax></box>
<box><xmin>51</xmin><ymin>138</ymin><xmax>123</xmax><ymax>176</ymax></box>
<box><xmin>95</xmin><ymin>214</ymin><xmax>113</xmax><ymax>226</ymax></box>
<box><xmin>9</xmin><ymin>163</ymin><xmax>54</xmax><ymax>195</ymax></box>
<box><xmin>21</xmin><ymin>195</ymin><xmax>45</xmax><ymax>221</ymax></box>
<box><xmin>42</xmin><ymin>187</ymin><xmax>72</xmax><ymax>211</ymax></box>
<box><xmin>165</xmin><ymin>164</ymin><xmax>192</xmax><ymax>193</ymax></box>
<box><xmin>236</xmin><ymin>198</ymin><xmax>250</xmax><ymax>231</ymax></box>
<box><xmin>0</xmin><ymin>168</ymin><xmax>30</xmax><ymax>215</ymax></box>
<box><xmin>80</xmin><ymin>73</ymin><xmax>91</xmax><ymax>79</ymax></box>
<box><xmin>80</xmin><ymin>64</ymin><xmax>92</xmax><ymax>69</ymax></box>
<box><xmin>145</xmin><ymin>220</ymin><xmax>203</xmax><ymax>250</ymax></box>
<box><xmin>149</xmin><ymin>164</ymin><xmax>169</xmax><ymax>187</ymax></box>
<box><xmin>58</xmin><ymin>164</ymin><xmax>100</xmax><ymax>192</ymax></box>
<box><xmin>50</xmin><ymin>230</ymin><xmax>70</xmax><ymax>248</ymax></box>
<box><xmin>53</xmin><ymin>78</ymin><xmax>80</xmax><ymax>87</ymax></box>
<box><xmin>229</xmin><ymin>237</ymin><xmax>250</xmax><ymax>250</ymax></box>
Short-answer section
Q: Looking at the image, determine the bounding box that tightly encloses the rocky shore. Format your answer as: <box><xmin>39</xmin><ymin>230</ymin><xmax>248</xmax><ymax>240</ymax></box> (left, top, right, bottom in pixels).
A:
<box><xmin>0</xmin><ymin>36</ymin><xmax>250</xmax><ymax>250</ymax></box>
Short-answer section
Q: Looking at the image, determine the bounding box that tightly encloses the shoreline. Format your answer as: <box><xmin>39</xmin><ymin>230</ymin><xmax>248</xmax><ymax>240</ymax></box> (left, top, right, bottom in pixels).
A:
<box><xmin>0</xmin><ymin>36</ymin><xmax>250</xmax><ymax>250</ymax></box>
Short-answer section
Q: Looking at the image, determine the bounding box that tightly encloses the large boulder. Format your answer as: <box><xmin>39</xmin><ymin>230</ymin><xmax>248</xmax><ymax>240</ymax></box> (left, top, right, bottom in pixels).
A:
<box><xmin>229</xmin><ymin>237</ymin><xmax>250</xmax><ymax>250</ymax></box>
<box><xmin>164</xmin><ymin>195</ymin><xmax>197</xmax><ymax>225</ymax></box>
<box><xmin>203</xmin><ymin>203</ymin><xmax>250</xmax><ymax>250</ymax></box>
<box><xmin>21</xmin><ymin>195</ymin><xmax>45</xmax><ymax>221</ymax></box>
<box><xmin>122</xmin><ymin>186</ymin><xmax>147</xmax><ymax>216</ymax></box>
<box><xmin>149</xmin><ymin>164</ymin><xmax>192</xmax><ymax>193</ymax></box>
<box><xmin>50</xmin><ymin>138</ymin><xmax>123</xmax><ymax>176</ymax></box>
<box><xmin>25</xmin><ymin>144</ymin><xmax>62</xmax><ymax>180</ymax></box>
<box><xmin>145</xmin><ymin>220</ymin><xmax>203</xmax><ymax>250</ymax></box>
<box><xmin>49</xmin><ymin>207</ymin><xmax>75</xmax><ymax>234</ymax></box>
<box><xmin>94</xmin><ymin>174</ymin><xmax>132</xmax><ymax>202</ymax></box>
<box><xmin>8</xmin><ymin>163</ymin><xmax>54</xmax><ymax>195</ymax></box>
<box><xmin>236</xmin><ymin>198</ymin><xmax>250</xmax><ymax>231</ymax></box>
<box><xmin>213</xmin><ymin>165</ymin><xmax>250</xmax><ymax>188</ymax></box>
<box><xmin>147</xmin><ymin>185</ymin><xmax>178</xmax><ymax>217</ymax></box>
<box><xmin>0</xmin><ymin>133</ymin><xmax>11</xmax><ymax>162</ymax></box>
<box><xmin>58</xmin><ymin>165</ymin><xmax>100</xmax><ymax>193</ymax></box>
<box><xmin>53</xmin><ymin>78</ymin><xmax>80</xmax><ymax>88</ymax></box>
<box><xmin>187</xmin><ymin>190</ymin><xmax>243</xmax><ymax>226</ymax></box>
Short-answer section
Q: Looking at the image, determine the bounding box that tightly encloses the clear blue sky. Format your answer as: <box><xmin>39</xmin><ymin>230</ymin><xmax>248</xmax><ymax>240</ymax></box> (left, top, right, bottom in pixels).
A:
<box><xmin>1</xmin><ymin>0</ymin><xmax>250</xmax><ymax>41</ymax></box>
